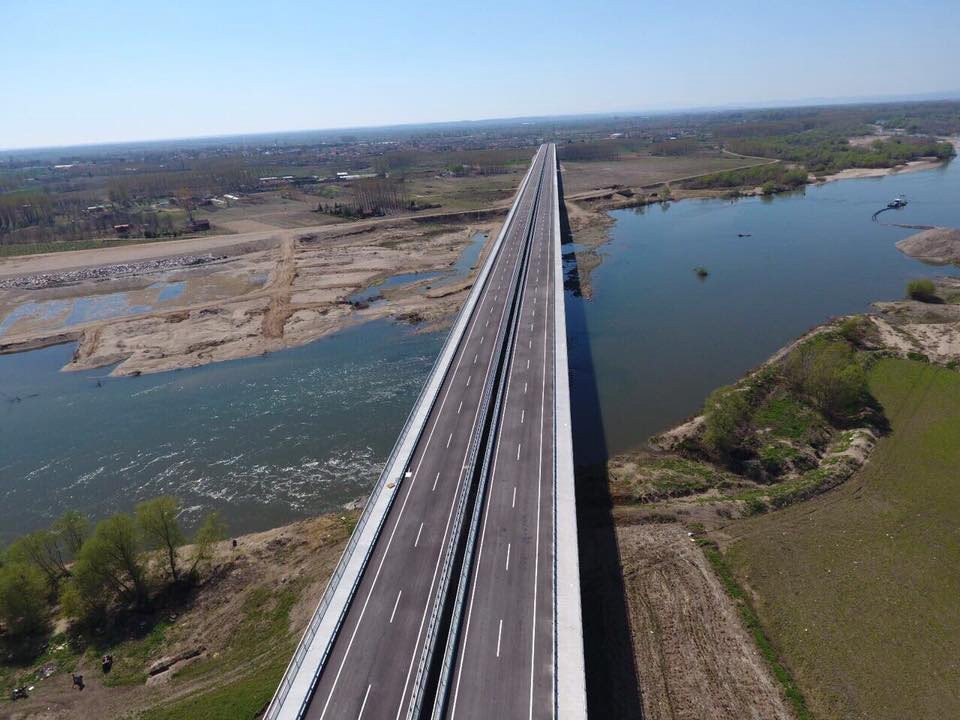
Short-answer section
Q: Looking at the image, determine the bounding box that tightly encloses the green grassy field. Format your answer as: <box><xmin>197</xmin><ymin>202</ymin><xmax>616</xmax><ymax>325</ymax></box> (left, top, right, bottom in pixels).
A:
<box><xmin>721</xmin><ymin>359</ymin><xmax>960</xmax><ymax>719</ymax></box>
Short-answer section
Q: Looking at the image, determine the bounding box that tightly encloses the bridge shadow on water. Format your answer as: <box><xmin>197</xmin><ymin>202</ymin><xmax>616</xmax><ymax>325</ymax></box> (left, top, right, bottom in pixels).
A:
<box><xmin>558</xmin><ymin>170</ymin><xmax>645</xmax><ymax>719</ymax></box>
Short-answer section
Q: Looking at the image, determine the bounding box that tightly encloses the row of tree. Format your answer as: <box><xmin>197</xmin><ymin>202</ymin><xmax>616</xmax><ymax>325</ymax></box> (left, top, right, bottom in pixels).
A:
<box><xmin>350</xmin><ymin>176</ymin><xmax>409</xmax><ymax>214</ymax></box>
<box><xmin>649</xmin><ymin>138</ymin><xmax>700</xmax><ymax>156</ymax></box>
<box><xmin>682</xmin><ymin>163</ymin><xmax>808</xmax><ymax>192</ymax></box>
<box><xmin>0</xmin><ymin>498</ymin><xmax>225</xmax><ymax>642</ymax></box>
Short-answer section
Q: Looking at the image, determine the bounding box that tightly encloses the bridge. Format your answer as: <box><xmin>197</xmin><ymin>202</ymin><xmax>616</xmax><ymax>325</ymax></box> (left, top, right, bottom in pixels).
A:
<box><xmin>266</xmin><ymin>144</ymin><xmax>585</xmax><ymax>720</ymax></box>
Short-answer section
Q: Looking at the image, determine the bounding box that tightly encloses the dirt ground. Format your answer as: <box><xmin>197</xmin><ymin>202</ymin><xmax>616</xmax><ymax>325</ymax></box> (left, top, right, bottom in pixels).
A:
<box><xmin>2</xmin><ymin>514</ymin><xmax>353</xmax><ymax>720</ymax></box>
<box><xmin>618</xmin><ymin>522</ymin><xmax>793</xmax><ymax>720</ymax></box>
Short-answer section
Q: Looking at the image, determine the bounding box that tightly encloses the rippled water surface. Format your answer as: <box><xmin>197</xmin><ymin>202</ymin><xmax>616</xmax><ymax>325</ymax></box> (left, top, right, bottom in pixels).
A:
<box><xmin>0</xmin><ymin>321</ymin><xmax>441</xmax><ymax>542</ymax></box>
<box><xmin>3</xmin><ymin>165</ymin><xmax>960</xmax><ymax>539</ymax></box>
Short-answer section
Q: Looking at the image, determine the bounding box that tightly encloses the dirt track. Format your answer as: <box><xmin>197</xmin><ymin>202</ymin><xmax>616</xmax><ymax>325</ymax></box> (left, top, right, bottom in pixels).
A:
<box><xmin>261</xmin><ymin>236</ymin><xmax>297</xmax><ymax>339</ymax></box>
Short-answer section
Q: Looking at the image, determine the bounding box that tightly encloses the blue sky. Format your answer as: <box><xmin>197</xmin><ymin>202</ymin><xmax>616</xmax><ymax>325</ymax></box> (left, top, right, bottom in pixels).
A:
<box><xmin>3</xmin><ymin>0</ymin><xmax>958</xmax><ymax>149</ymax></box>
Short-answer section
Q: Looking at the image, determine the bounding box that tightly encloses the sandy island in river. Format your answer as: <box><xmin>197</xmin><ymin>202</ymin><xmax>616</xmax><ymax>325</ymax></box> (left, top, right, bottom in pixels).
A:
<box><xmin>0</xmin><ymin>216</ymin><xmax>500</xmax><ymax>376</ymax></box>
<box><xmin>896</xmin><ymin>226</ymin><xmax>960</xmax><ymax>265</ymax></box>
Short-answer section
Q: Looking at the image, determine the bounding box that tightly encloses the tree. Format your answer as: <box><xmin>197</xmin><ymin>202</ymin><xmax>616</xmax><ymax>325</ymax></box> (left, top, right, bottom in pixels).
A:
<box><xmin>136</xmin><ymin>497</ymin><xmax>185</xmax><ymax>583</ymax></box>
<box><xmin>53</xmin><ymin>510</ymin><xmax>89</xmax><ymax>556</ymax></box>
<box><xmin>8</xmin><ymin>530</ymin><xmax>69</xmax><ymax>590</ymax></box>
<box><xmin>69</xmin><ymin>514</ymin><xmax>149</xmax><ymax>614</ymax></box>
<box><xmin>187</xmin><ymin>512</ymin><xmax>227</xmax><ymax>580</ymax></box>
<box><xmin>0</xmin><ymin>562</ymin><xmax>49</xmax><ymax>638</ymax></box>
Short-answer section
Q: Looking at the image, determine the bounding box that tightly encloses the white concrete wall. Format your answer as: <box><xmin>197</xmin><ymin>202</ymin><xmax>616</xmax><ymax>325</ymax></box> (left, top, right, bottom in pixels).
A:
<box><xmin>551</xmin><ymin>143</ymin><xmax>588</xmax><ymax>719</ymax></box>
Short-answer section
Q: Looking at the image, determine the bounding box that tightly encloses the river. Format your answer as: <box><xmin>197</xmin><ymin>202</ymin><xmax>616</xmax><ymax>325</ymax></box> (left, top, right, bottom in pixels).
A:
<box><xmin>567</xmin><ymin>159</ymin><xmax>960</xmax><ymax>463</ymax></box>
<box><xmin>1</xmin><ymin>163</ymin><xmax>958</xmax><ymax>541</ymax></box>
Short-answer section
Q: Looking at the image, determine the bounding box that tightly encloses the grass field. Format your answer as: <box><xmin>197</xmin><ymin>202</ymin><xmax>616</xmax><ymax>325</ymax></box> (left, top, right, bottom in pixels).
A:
<box><xmin>405</xmin><ymin>170</ymin><xmax>525</xmax><ymax>212</ymax></box>
<box><xmin>560</xmin><ymin>152</ymin><xmax>773</xmax><ymax>196</ymax></box>
<box><xmin>721</xmin><ymin>359</ymin><xmax>960</xmax><ymax>719</ymax></box>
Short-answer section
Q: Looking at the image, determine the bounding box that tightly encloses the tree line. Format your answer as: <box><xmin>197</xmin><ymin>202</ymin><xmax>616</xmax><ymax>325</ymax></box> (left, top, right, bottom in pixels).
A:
<box><xmin>723</xmin><ymin>133</ymin><xmax>955</xmax><ymax>174</ymax></box>
<box><xmin>683</xmin><ymin>163</ymin><xmax>808</xmax><ymax>193</ymax></box>
<box><xmin>0</xmin><ymin>498</ymin><xmax>225</xmax><ymax>647</ymax></box>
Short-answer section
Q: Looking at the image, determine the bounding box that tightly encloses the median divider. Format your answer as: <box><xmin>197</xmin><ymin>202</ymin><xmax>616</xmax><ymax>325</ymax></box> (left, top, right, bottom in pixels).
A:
<box><xmin>265</xmin><ymin>146</ymin><xmax>545</xmax><ymax>720</ymax></box>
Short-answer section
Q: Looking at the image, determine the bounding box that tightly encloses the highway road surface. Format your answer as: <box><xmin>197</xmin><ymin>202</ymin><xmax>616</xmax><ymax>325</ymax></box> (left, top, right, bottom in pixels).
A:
<box><xmin>441</xmin><ymin>144</ymin><xmax>557</xmax><ymax>720</ymax></box>
<box><xmin>301</xmin><ymin>146</ymin><xmax>552</xmax><ymax>720</ymax></box>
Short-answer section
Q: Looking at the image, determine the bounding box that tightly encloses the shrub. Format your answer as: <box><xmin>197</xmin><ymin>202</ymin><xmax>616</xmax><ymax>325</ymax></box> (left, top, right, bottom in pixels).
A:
<box><xmin>839</xmin><ymin>316</ymin><xmax>871</xmax><ymax>345</ymax></box>
<box><xmin>783</xmin><ymin>339</ymin><xmax>868</xmax><ymax>420</ymax></box>
<box><xmin>0</xmin><ymin>562</ymin><xmax>49</xmax><ymax>638</ymax></box>
<box><xmin>136</xmin><ymin>496</ymin><xmax>185</xmax><ymax>583</ymax></box>
<box><xmin>907</xmin><ymin>278</ymin><xmax>937</xmax><ymax>302</ymax></box>
<box><xmin>703</xmin><ymin>385</ymin><xmax>752</xmax><ymax>454</ymax></box>
<box><xmin>7</xmin><ymin>529</ymin><xmax>69</xmax><ymax>592</ymax></box>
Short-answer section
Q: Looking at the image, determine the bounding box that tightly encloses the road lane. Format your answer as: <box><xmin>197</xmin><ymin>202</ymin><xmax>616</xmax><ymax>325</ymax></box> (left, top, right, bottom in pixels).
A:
<box><xmin>445</xmin><ymin>145</ymin><xmax>557</xmax><ymax>720</ymax></box>
<box><xmin>302</xmin><ymin>147</ymin><xmax>551</xmax><ymax>720</ymax></box>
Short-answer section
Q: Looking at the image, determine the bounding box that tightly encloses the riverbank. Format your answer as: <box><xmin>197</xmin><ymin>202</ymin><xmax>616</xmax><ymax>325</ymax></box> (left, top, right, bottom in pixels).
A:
<box><xmin>0</xmin><ymin>511</ymin><xmax>354</xmax><ymax>719</ymax></box>
<box><xmin>815</xmin><ymin>156</ymin><xmax>946</xmax><ymax>182</ymax></box>
<box><xmin>0</xmin><ymin>217</ymin><xmax>498</xmax><ymax>376</ymax></box>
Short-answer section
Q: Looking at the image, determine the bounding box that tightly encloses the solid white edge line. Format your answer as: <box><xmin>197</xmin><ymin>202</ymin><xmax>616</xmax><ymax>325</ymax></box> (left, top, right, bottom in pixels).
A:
<box><xmin>529</xmin><ymin>148</ymin><xmax>552</xmax><ymax>720</ymax></box>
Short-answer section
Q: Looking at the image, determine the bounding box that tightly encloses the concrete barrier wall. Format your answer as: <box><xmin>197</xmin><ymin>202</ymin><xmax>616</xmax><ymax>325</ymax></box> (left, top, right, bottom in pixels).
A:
<box><xmin>265</xmin><ymin>147</ymin><xmax>545</xmax><ymax>720</ymax></box>
<box><xmin>551</xmin><ymin>144</ymin><xmax>588</xmax><ymax>718</ymax></box>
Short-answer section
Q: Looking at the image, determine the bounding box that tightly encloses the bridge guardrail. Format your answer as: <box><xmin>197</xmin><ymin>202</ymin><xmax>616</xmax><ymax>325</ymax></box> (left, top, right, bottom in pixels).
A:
<box><xmin>265</xmin><ymin>145</ymin><xmax>545</xmax><ymax>720</ymax></box>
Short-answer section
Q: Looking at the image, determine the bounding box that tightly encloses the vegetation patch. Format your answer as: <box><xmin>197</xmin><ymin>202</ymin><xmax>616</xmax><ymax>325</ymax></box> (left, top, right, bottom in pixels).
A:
<box><xmin>698</xmin><ymin>539</ymin><xmax>812</xmax><ymax>720</ymax></box>
<box><xmin>721</xmin><ymin>359</ymin><xmax>960</xmax><ymax>719</ymax></box>
<box><xmin>171</xmin><ymin>583</ymin><xmax>301</xmax><ymax>684</ymax></box>
<box><xmin>682</xmin><ymin>163</ymin><xmax>807</xmax><ymax>193</ymax></box>
<box><xmin>722</xmin><ymin>132</ymin><xmax>954</xmax><ymax>174</ymax></box>
<box><xmin>907</xmin><ymin>277</ymin><xmax>938</xmax><ymax>302</ymax></box>
<box><xmin>607</xmin><ymin>454</ymin><xmax>741</xmax><ymax>503</ymax></box>
<box><xmin>753</xmin><ymin>394</ymin><xmax>826</xmax><ymax>441</ymax></box>
<box><xmin>140</xmin><ymin>657</ymin><xmax>288</xmax><ymax>720</ymax></box>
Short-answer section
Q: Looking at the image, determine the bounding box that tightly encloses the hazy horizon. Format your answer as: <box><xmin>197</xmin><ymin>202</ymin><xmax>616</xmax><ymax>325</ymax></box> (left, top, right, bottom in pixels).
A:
<box><xmin>4</xmin><ymin>0</ymin><xmax>959</xmax><ymax>150</ymax></box>
<box><xmin>3</xmin><ymin>89</ymin><xmax>960</xmax><ymax>155</ymax></box>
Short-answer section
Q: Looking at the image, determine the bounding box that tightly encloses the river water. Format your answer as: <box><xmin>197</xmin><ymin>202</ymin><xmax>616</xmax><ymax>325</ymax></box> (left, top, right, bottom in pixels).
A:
<box><xmin>1</xmin><ymin>164</ymin><xmax>958</xmax><ymax>541</ymax></box>
<box><xmin>567</xmin><ymin>160</ymin><xmax>960</xmax><ymax>462</ymax></box>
